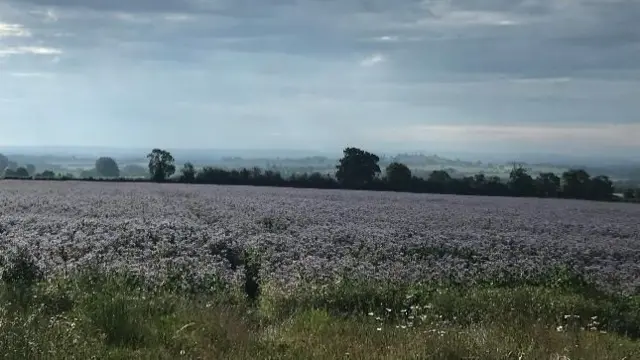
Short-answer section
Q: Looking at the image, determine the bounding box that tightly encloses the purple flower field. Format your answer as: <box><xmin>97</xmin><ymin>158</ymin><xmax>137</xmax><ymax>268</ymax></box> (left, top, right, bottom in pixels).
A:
<box><xmin>1</xmin><ymin>180</ymin><xmax>639</xmax><ymax>292</ymax></box>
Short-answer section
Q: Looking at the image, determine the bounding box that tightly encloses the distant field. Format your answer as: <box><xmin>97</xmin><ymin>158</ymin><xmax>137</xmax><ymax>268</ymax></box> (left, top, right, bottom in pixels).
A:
<box><xmin>1</xmin><ymin>180</ymin><xmax>638</xmax><ymax>292</ymax></box>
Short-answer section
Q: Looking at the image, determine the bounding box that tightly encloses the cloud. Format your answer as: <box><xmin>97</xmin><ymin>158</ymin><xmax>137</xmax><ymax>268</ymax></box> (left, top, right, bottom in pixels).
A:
<box><xmin>508</xmin><ymin>77</ymin><xmax>572</xmax><ymax>85</ymax></box>
<box><xmin>7</xmin><ymin>0</ymin><xmax>196</xmax><ymax>13</ymax></box>
<box><xmin>9</xmin><ymin>72</ymin><xmax>55</xmax><ymax>78</ymax></box>
<box><xmin>0</xmin><ymin>23</ymin><xmax>31</xmax><ymax>37</ymax></box>
<box><xmin>373</xmin><ymin>35</ymin><xmax>399</xmax><ymax>42</ymax></box>
<box><xmin>0</xmin><ymin>0</ymin><xmax>638</xmax><ymax>153</ymax></box>
<box><xmin>360</xmin><ymin>53</ymin><xmax>386</xmax><ymax>67</ymax></box>
<box><xmin>0</xmin><ymin>46</ymin><xmax>62</xmax><ymax>56</ymax></box>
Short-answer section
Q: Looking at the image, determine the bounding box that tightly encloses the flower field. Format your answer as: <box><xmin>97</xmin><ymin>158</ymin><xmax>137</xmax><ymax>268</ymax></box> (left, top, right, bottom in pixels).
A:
<box><xmin>1</xmin><ymin>180</ymin><xmax>639</xmax><ymax>292</ymax></box>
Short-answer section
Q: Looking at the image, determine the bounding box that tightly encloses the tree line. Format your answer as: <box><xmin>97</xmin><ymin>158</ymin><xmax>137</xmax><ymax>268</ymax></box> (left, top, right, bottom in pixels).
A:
<box><xmin>2</xmin><ymin>148</ymin><xmax>639</xmax><ymax>203</ymax></box>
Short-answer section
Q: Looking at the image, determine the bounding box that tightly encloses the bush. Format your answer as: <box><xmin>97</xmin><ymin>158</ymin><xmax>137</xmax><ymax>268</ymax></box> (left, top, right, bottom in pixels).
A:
<box><xmin>243</xmin><ymin>249</ymin><xmax>261</xmax><ymax>304</ymax></box>
<box><xmin>1</xmin><ymin>247</ymin><xmax>43</xmax><ymax>288</ymax></box>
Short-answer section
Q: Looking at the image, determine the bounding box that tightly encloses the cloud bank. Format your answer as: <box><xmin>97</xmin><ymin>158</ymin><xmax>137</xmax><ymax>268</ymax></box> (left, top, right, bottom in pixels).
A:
<box><xmin>0</xmin><ymin>0</ymin><xmax>638</xmax><ymax>156</ymax></box>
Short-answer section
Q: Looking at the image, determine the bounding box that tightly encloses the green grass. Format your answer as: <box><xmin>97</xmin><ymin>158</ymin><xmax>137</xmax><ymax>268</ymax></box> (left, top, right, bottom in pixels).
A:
<box><xmin>2</xmin><ymin>268</ymin><xmax>640</xmax><ymax>360</ymax></box>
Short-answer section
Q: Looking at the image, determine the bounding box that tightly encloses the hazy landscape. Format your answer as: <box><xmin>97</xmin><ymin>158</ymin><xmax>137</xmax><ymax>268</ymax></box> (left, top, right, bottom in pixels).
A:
<box><xmin>2</xmin><ymin>146</ymin><xmax>640</xmax><ymax>183</ymax></box>
<box><xmin>3</xmin><ymin>0</ymin><xmax>640</xmax><ymax>357</ymax></box>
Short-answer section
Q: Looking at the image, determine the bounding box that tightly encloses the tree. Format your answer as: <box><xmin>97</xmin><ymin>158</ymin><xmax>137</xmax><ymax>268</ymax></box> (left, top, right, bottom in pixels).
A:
<box><xmin>535</xmin><ymin>172</ymin><xmax>561</xmax><ymax>198</ymax></box>
<box><xmin>180</xmin><ymin>162</ymin><xmax>196</xmax><ymax>183</ymax></box>
<box><xmin>508</xmin><ymin>164</ymin><xmax>535</xmax><ymax>197</ymax></box>
<box><xmin>562</xmin><ymin>169</ymin><xmax>591</xmax><ymax>199</ymax></box>
<box><xmin>428</xmin><ymin>170</ymin><xmax>451</xmax><ymax>183</ymax></box>
<box><xmin>385</xmin><ymin>162</ymin><xmax>412</xmax><ymax>189</ymax></box>
<box><xmin>147</xmin><ymin>149</ymin><xmax>175</xmax><ymax>182</ymax></box>
<box><xmin>40</xmin><ymin>170</ymin><xmax>56</xmax><ymax>179</ymax></box>
<box><xmin>485</xmin><ymin>176</ymin><xmax>508</xmax><ymax>196</ymax></box>
<box><xmin>121</xmin><ymin>164</ymin><xmax>148</xmax><ymax>178</ymax></box>
<box><xmin>623</xmin><ymin>188</ymin><xmax>636</xmax><ymax>200</ymax></box>
<box><xmin>13</xmin><ymin>167</ymin><xmax>29</xmax><ymax>178</ymax></box>
<box><xmin>25</xmin><ymin>164</ymin><xmax>36</xmax><ymax>176</ymax></box>
<box><xmin>589</xmin><ymin>175</ymin><xmax>614</xmax><ymax>201</ymax></box>
<box><xmin>95</xmin><ymin>157</ymin><xmax>120</xmax><ymax>178</ymax></box>
<box><xmin>335</xmin><ymin>147</ymin><xmax>381</xmax><ymax>188</ymax></box>
<box><xmin>0</xmin><ymin>154</ymin><xmax>8</xmax><ymax>174</ymax></box>
<box><xmin>80</xmin><ymin>168</ymin><xmax>98</xmax><ymax>178</ymax></box>
<box><xmin>473</xmin><ymin>173</ymin><xmax>486</xmax><ymax>185</ymax></box>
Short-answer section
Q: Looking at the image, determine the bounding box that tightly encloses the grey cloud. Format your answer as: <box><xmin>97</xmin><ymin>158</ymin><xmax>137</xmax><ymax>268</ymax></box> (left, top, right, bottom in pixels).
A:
<box><xmin>445</xmin><ymin>0</ymin><xmax>554</xmax><ymax>14</ymax></box>
<box><xmin>6</xmin><ymin>0</ymin><xmax>640</xmax><ymax>80</ymax></box>
<box><xmin>7</xmin><ymin>0</ymin><xmax>421</xmax><ymax>17</ymax></box>
<box><xmin>8</xmin><ymin>0</ymin><xmax>196</xmax><ymax>13</ymax></box>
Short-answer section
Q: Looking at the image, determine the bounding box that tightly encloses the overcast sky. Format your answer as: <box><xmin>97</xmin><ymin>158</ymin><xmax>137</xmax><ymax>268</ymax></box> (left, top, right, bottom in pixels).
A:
<box><xmin>1</xmin><ymin>0</ymin><xmax>639</xmax><ymax>156</ymax></box>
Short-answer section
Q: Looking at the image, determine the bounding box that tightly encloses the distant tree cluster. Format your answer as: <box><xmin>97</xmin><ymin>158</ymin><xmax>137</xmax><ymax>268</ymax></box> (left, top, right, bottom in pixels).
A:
<box><xmin>0</xmin><ymin>148</ymin><xmax>632</xmax><ymax>203</ymax></box>
<box><xmin>138</xmin><ymin>147</ymin><xmax>619</xmax><ymax>202</ymax></box>
<box><xmin>0</xmin><ymin>153</ymin><xmax>55</xmax><ymax>179</ymax></box>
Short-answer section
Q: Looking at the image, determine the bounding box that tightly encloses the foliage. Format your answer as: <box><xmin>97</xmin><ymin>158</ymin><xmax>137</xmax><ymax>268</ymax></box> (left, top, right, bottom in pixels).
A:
<box><xmin>147</xmin><ymin>149</ymin><xmax>176</xmax><ymax>182</ymax></box>
<box><xmin>180</xmin><ymin>162</ymin><xmax>196</xmax><ymax>183</ymax></box>
<box><xmin>385</xmin><ymin>162</ymin><xmax>412</xmax><ymax>189</ymax></box>
<box><xmin>562</xmin><ymin>169</ymin><xmax>591</xmax><ymax>199</ymax></box>
<box><xmin>0</xmin><ymin>153</ymin><xmax>8</xmax><ymax>174</ymax></box>
<box><xmin>243</xmin><ymin>248</ymin><xmax>261</xmax><ymax>303</ymax></box>
<box><xmin>95</xmin><ymin>157</ymin><xmax>120</xmax><ymax>178</ymax></box>
<box><xmin>4</xmin><ymin>167</ymin><xmax>30</xmax><ymax>178</ymax></box>
<box><xmin>536</xmin><ymin>172</ymin><xmax>561</xmax><ymax>197</ymax></box>
<box><xmin>1</xmin><ymin>271</ymin><xmax>640</xmax><ymax>359</ymax></box>
<box><xmin>1</xmin><ymin>247</ymin><xmax>44</xmax><ymax>288</ymax></box>
<box><xmin>428</xmin><ymin>170</ymin><xmax>451</xmax><ymax>183</ymax></box>
<box><xmin>121</xmin><ymin>164</ymin><xmax>148</xmax><ymax>178</ymax></box>
<box><xmin>589</xmin><ymin>175</ymin><xmax>614</xmax><ymax>201</ymax></box>
<box><xmin>623</xmin><ymin>188</ymin><xmax>636</xmax><ymax>200</ymax></box>
<box><xmin>335</xmin><ymin>147</ymin><xmax>381</xmax><ymax>188</ymax></box>
<box><xmin>1</xmin><ymin>146</ymin><xmax>632</xmax><ymax>203</ymax></box>
<box><xmin>36</xmin><ymin>170</ymin><xmax>56</xmax><ymax>179</ymax></box>
<box><xmin>508</xmin><ymin>164</ymin><xmax>535</xmax><ymax>197</ymax></box>
<box><xmin>79</xmin><ymin>168</ymin><xmax>98</xmax><ymax>178</ymax></box>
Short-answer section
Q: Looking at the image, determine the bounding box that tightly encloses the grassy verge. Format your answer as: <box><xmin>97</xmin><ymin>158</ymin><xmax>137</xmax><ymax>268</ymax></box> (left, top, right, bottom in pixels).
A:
<box><xmin>1</xmin><ymin>253</ymin><xmax>640</xmax><ymax>359</ymax></box>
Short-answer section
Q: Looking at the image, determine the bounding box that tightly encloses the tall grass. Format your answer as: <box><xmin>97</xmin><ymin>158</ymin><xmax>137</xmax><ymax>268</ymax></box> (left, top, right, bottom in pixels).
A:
<box><xmin>1</xmin><ymin>250</ymin><xmax>640</xmax><ymax>359</ymax></box>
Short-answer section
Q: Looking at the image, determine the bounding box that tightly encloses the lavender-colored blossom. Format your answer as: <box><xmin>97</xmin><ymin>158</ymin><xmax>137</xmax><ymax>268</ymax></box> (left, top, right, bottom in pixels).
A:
<box><xmin>0</xmin><ymin>180</ymin><xmax>639</xmax><ymax>293</ymax></box>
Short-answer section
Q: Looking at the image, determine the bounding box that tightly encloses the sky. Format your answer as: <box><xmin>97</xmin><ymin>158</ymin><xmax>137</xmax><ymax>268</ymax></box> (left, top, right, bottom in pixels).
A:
<box><xmin>1</xmin><ymin>0</ymin><xmax>639</xmax><ymax>157</ymax></box>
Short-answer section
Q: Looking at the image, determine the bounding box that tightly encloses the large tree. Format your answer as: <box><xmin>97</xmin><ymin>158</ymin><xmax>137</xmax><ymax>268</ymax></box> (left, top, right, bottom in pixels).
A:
<box><xmin>335</xmin><ymin>147</ymin><xmax>381</xmax><ymax>188</ymax></box>
<box><xmin>95</xmin><ymin>157</ymin><xmax>120</xmax><ymax>178</ymax></box>
<box><xmin>428</xmin><ymin>170</ymin><xmax>452</xmax><ymax>183</ymax></box>
<box><xmin>535</xmin><ymin>172</ymin><xmax>561</xmax><ymax>197</ymax></box>
<box><xmin>562</xmin><ymin>169</ymin><xmax>591</xmax><ymax>199</ymax></box>
<box><xmin>589</xmin><ymin>175</ymin><xmax>614</xmax><ymax>201</ymax></box>
<box><xmin>147</xmin><ymin>149</ymin><xmax>176</xmax><ymax>182</ymax></box>
<box><xmin>385</xmin><ymin>162</ymin><xmax>412</xmax><ymax>189</ymax></box>
<box><xmin>180</xmin><ymin>162</ymin><xmax>196</xmax><ymax>183</ymax></box>
<box><xmin>508</xmin><ymin>164</ymin><xmax>535</xmax><ymax>197</ymax></box>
